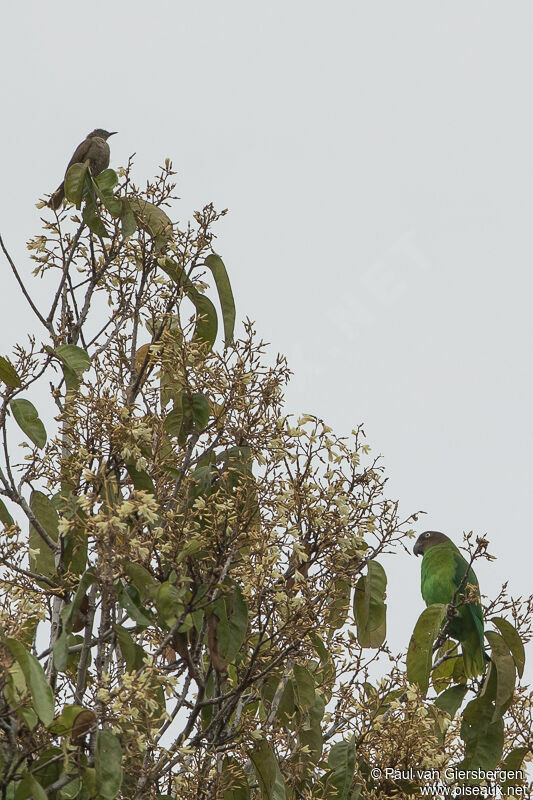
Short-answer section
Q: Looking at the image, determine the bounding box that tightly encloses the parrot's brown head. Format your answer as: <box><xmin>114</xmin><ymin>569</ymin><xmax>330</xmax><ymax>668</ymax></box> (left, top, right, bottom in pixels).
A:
<box><xmin>413</xmin><ymin>530</ymin><xmax>451</xmax><ymax>557</ymax></box>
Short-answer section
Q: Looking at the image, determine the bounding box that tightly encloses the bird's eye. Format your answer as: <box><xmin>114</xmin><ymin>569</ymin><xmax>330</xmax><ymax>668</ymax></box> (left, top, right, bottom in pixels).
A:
<box><xmin>424</xmin><ymin>532</ymin><xmax>430</xmax><ymax>538</ymax></box>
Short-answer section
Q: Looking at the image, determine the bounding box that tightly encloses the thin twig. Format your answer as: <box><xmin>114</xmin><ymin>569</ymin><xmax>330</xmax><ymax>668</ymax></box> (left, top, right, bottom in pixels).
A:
<box><xmin>0</xmin><ymin>234</ymin><xmax>51</xmax><ymax>331</ymax></box>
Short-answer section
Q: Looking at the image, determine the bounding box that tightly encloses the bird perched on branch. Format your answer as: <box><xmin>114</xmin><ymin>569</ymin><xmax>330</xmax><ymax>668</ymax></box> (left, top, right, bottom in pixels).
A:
<box><xmin>48</xmin><ymin>128</ymin><xmax>117</xmax><ymax>210</ymax></box>
<box><xmin>413</xmin><ymin>530</ymin><xmax>485</xmax><ymax>677</ymax></box>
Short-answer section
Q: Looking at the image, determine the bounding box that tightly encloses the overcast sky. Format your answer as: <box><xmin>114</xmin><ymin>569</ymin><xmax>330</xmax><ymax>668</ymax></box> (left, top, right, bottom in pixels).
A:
<box><xmin>2</xmin><ymin>1</ymin><xmax>531</xmax><ymax>667</ymax></box>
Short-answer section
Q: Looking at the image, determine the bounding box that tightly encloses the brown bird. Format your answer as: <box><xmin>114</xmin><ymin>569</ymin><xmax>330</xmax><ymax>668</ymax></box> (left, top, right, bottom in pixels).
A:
<box><xmin>48</xmin><ymin>128</ymin><xmax>117</xmax><ymax>210</ymax></box>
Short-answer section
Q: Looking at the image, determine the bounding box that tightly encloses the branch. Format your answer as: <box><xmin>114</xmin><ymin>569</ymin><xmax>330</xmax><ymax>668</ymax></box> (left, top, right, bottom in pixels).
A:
<box><xmin>0</xmin><ymin>234</ymin><xmax>51</xmax><ymax>332</ymax></box>
<box><xmin>431</xmin><ymin>644</ymin><xmax>460</xmax><ymax>670</ymax></box>
<box><xmin>75</xmin><ymin>583</ymin><xmax>98</xmax><ymax>703</ymax></box>
<box><xmin>46</xmin><ymin>222</ymin><xmax>84</xmax><ymax>324</ymax></box>
<box><xmin>0</xmin><ymin>557</ymin><xmax>59</xmax><ymax>590</ymax></box>
<box><xmin>38</xmin><ymin>625</ymin><xmax>114</xmax><ymax>661</ymax></box>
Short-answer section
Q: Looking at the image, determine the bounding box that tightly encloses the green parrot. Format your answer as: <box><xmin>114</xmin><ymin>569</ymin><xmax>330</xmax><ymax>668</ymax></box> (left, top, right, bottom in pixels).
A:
<box><xmin>413</xmin><ymin>530</ymin><xmax>485</xmax><ymax>678</ymax></box>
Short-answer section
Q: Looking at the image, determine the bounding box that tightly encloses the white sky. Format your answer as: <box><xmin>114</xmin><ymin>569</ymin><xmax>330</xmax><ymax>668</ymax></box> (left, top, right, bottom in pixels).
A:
<box><xmin>2</xmin><ymin>1</ymin><xmax>531</xmax><ymax>671</ymax></box>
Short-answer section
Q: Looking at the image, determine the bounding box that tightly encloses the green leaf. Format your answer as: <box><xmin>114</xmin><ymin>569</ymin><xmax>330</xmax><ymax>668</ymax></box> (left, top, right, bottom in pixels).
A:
<box><xmin>260</xmin><ymin>672</ymin><xmax>280</xmax><ymax>706</ymax></box>
<box><xmin>129</xmin><ymin>198</ymin><xmax>173</xmax><ymax>252</ymax></box>
<box><xmin>452</xmin><ymin>655</ymin><xmax>467</xmax><ymax>685</ymax></box>
<box><xmin>406</xmin><ymin>604</ymin><xmax>447</xmax><ymax>696</ymax></box>
<box><xmin>62</xmin><ymin>520</ymin><xmax>88</xmax><ymax>577</ymax></box>
<box><xmin>222</xmin><ymin>758</ymin><xmax>250</xmax><ymax>800</ymax></box>
<box><xmin>55</xmin><ymin>344</ymin><xmax>91</xmax><ymax>392</ymax></box>
<box><xmin>485</xmin><ymin>631</ymin><xmax>516</xmax><ymax>717</ymax></box>
<box><xmin>276</xmin><ymin>679</ymin><xmax>296</xmax><ymax>726</ymax></box>
<box><xmin>82</xmin><ymin>768</ymin><xmax>97</xmax><ymax>797</ymax></box>
<box><xmin>180</xmin><ymin>393</ymin><xmax>211</xmax><ymax>440</ymax></box>
<box><xmin>65</xmin><ymin>571</ymin><xmax>95</xmax><ymax>626</ymax></box>
<box><xmin>205</xmin><ymin>253</ymin><xmax>236</xmax><ymax>346</ymax></box>
<box><xmin>201</xmin><ymin>670</ymin><xmax>216</xmax><ymax>728</ymax></box>
<box><xmin>101</xmin><ymin>194</ymin><xmax>122</xmax><ymax>218</ymax></box>
<box><xmin>491</xmin><ymin>616</ymin><xmax>525</xmax><ymax>678</ymax></box>
<box><xmin>125</xmin><ymin>460</ymin><xmax>155</xmax><ymax>493</ymax></box>
<box><xmin>114</xmin><ymin>625</ymin><xmax>146</xmax><ymax>672</ymax></box>
<box><xmin>94</xmin><ymin>168</ymin><xmax>118</xmax><ymax>194</ymax></box>
<box><xmin>95</xmin><ymin>730</ymin><xmax>123</xmax><ymax>799</ymax></box>
<box><xmin>157</xmin><ymin>257</ymin><xmax>180</xmax><ymax>282</ymax></box>
<box><xmin>190</xmin><ymin>393</ymin><xmax>211</xmax><ymax>430</ymax></box>
<box><xmin>217</xmin><ymin>445</ymin><xmax>253</xmax><ymax>474</ymax></box>
<box><xmin>55</xmin><ymin>344</ymin><xmax>91</xmax><ymax>374</ymax></box>
<box><xmin>57</xmin><ymin>775</ymin><xmax>81</xmax><ymax>799</ymax></box>
<box><xmin>164</xmin><ymin>403</ymin><xmax>183</xmax><ymax>437</ymax></box>
<box><xmin>146</xmin><ymin>312</ymin><xmax>181</xmax><ymax>338</ymax></box>
<box><xmin>481</xmin><ymin>658</ymin><xmax>498</xmax><ymax>703</ymax></box>
<box><xmin>308</xmin><ymin>633</ymin><xmax>336</xmax><ymax>699</ymax></box>
<box><xmin>213</xmin><ymin>584</ymin><xmax>248</xmax><ymax>665</ymax></box>
<box><xmin>298</xmin><ymin>693</ymin><xmax>324</xmax><ymax>764</ymax></box>
<box><xmin>156</xmin><ymin>581</ymin><xmax>185</xmax><ymax>627</ymax></box>
<box><xmin>293</xmin><ymin>665</ymin><xmax>315</xmax><ymax>712</ymax></box>
<box><xmin>66</xmin><ymin>633</ymin><xmax>90</xmax><ymax>675</ymax></box>
<box><xmin>249</xmin><ymin>738</ymin><xmax>286</xmax><ymax>800</ymax></box>
<box><xmin>5</xmin><ymin>662</ymin><xmax>38</xmax><ymax>731</ymax></box>
<box><xmin>16</xmin><ymin>748</ymin><xmax>63</xmax><ymax>797</ymax></box>
<box><xmin>327</xmin><ymin>740</ymin><xmax>356</xmax><ymax>799</ymax></box>
<box><xmin>49</xmin><ymin>704</ymin><xmax>96</xmax><ymax>744</ymax></box>
<box><xmin>19</xmin><ymin>707</ymin><xmax>38</xmax><ymax>733</ymax></box>
<box><xmin>82</xmin><ymin>190</ymin><xmax>109</xmax><ymax>237</ymax></box>
<box><xmin>117</xmin><ymin>583</ymin><xmax>153</xmax><ymax>627</ymax></box>
<box><xmin>17</xmin><ymin>617</ymin><xmax>39</xmax><ymax>649</ymax></box>
<box><xmin>500</xmin><ymin>747</ymin><xmax>529</xmax><ymax>793</ymax></box>
<box><xmin>0</xmin><ymin>356</ymin><xmax>21</xmax><ymax>388</ymax></box>
<box><xmin>53</xmin><ymin>570</ymin><xmax>96</xmax><ymax>671</ymax></box>
<box><xmin>459</xmin><ymin>695</ymin><xmax>504</xmax><ymax>772</ymax></box>
<box><xmin>186</xmin><ymin>464</ymin><xmax>216</xmax><ymax>505</ymax></box>
<box><xmin>14</xmin><ymin>773</ymin><xmax>47</xmax><ymax>800</ymax></box>
<box><xmin>0</xmin><ymin>498</ymin><xmax>14</xmax><ymax>527</ymax></box>
<box><xmin>431</xmin><ymin>640</ymin><xmax>459</xmax><ymax>693</ymax></box>
<box><xmin>326</xmin><ymin>578</ymin><xmax>351</xmax><ymax>632</ymax></box>
<box><xmin>122</xmin><ymin>560</ymin><xmax>157</xmax><ymax>600</ymax></box>
<box><xmin>10</xmin><ymin>398</ymin><xmax>47</xmax><ymax>448</ymax></box>
<box><xmin>160</xmin><ymin>368</ymin><xmax>183</xmax><ymax>410</ymax></box>
<box><xmin>6</xmin><ymin>639</ymin><xmax>54</xmax><ymax>726</ymax></box>
<box><xmin>176</xmin><ymin>536</ymin><xmax>206</xmax><ymax>562</ymax></box>
<box><xmin>217</xmin><ymin>446</ymin><xmax>260</xmax><ymax>529</ymax></box>
<box><xmin>160</xmin><ymin>258</ymin><xmax>218</xmax><ymax>348</ymax></box>
<box><xmin>92</xmin><ymin>170</ymin><xmax>121</xmax><ymax>217</ymax></box>
<box><xmin>434</xmin><ymin>684</ymin><xmax>467</xmax><ymax>720</ymax></box>
<box><xmin>364</xmin><ymin>561</ymin><xmax>387</xmax><ymax>631</ymax></box>
<box><xmin>29</xmin><ymin>490</ymin><xmax>58</xmax><ymax>582</ymax></box>
<box><xmin>49</xmin><ymin>703</ymin><xmax>86</xmax><ymax>735</ymax></box>
<box><xmin>64</xmin><ymin>162</ymin><xmax>89</xmax><ymax>208</ymax></box>
<box><xmin>353</xmin><ymin>560</ymin><xmax>387</xmax><ymax>648</ymax></box>
<box><xmin>63</xmin><ymin>364</ymin><xmax>80</xmax><ymax>392</ymax></box>
<box><xmin>120</xmin><ymin>199</ymin><xmax>137</xmax><ymax>238</ymax></box>
<box><xmin>190</xmin><ymin>291</ymin><xmax>218</xmax><ymax>348</ymax></box>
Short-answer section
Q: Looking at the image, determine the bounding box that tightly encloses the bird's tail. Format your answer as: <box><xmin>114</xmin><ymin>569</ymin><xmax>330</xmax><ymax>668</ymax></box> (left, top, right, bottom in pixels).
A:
<box><xmin>461</xmin><ymin>630</ymin><xmax>486</xmax><ymax>678</ymax></box>
<box><xmin>48</xmin><ymin>183</ymin><xmax>65</xmax><ymax>210</ymax></box>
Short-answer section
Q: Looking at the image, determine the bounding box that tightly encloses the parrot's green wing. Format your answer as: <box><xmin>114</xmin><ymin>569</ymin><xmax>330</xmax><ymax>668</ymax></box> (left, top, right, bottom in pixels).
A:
<box><xmin>450</xmin><ymin>548</ymin><xmax>484</xmax><ymax>677</ymax></box>
<box><xmin>420</xmin><ymin>541</ymin><xmax>484</xmax><ymax>677</ymax></box>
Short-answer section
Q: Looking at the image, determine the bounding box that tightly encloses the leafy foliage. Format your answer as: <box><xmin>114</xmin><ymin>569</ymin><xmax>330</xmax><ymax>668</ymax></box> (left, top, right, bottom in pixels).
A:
<box><xmin>0</xmin><ymin>156</ymin><xmax>530</xmax><ymax>799</ymax></box>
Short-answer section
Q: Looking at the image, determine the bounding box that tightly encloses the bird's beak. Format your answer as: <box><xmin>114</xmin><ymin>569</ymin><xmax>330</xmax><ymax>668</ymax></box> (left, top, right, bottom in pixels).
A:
<box><xmin>413</xmin><ymin>541</ymin><xmax>422</xmax><ymax>557</ymax></box>
<box><xmin>109</xmin><ymin>132</ymin><xmax>118</xmax><ymax>137</ymax></box>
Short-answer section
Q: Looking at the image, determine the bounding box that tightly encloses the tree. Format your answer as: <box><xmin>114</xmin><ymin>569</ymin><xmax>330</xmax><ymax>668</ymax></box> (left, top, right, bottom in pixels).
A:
<box><xmin>0</xmin><ymin>156</ymin><xmax>530</xmax><ymax>799</ymax></box>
